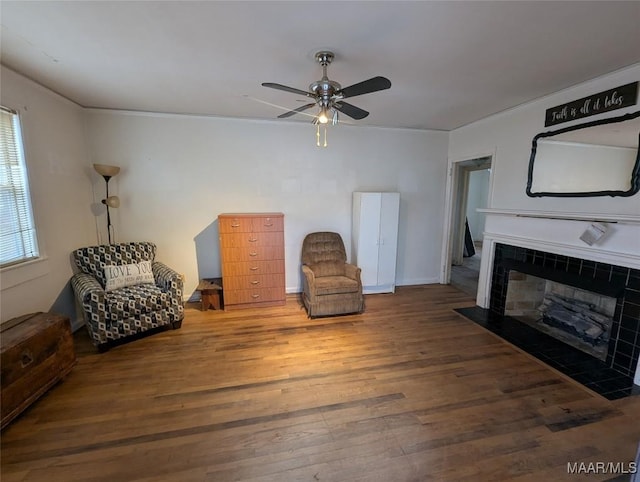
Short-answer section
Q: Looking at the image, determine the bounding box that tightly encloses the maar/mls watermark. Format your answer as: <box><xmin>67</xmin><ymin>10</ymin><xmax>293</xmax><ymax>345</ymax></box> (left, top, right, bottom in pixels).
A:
<box><xmin>567</xmin><ymin>461</ymin><xmax>637</xmax><ymax>475</ymax></box>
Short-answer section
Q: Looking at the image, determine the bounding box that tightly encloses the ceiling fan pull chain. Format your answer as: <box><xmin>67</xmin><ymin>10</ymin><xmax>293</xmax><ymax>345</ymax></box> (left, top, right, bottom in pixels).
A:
<box><xmin>316</xmin><ymin>124</ymin><xmax>328</xmax><ymax>147</ymax></box>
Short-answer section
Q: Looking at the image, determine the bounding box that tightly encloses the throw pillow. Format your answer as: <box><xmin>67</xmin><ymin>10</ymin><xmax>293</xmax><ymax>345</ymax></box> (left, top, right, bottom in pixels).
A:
<box><xmin>104</xmin><ymin>260</ymin><xmax>155</xmax><ymax>292</ymax></box>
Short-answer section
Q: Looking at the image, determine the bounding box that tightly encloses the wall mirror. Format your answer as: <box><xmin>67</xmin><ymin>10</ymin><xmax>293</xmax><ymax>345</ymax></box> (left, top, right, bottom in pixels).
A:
<box><xmin>527</xmin><ymin>111</ymin><xmax>640</xmax><ymax>197</ymax></box>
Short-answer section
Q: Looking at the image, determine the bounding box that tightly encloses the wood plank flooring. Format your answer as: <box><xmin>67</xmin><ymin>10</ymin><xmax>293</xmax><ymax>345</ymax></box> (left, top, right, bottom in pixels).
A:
<box><xmin>1</xmin><ymin>285</ymin><xmax>639</xmax><ymax>481</ymax></box>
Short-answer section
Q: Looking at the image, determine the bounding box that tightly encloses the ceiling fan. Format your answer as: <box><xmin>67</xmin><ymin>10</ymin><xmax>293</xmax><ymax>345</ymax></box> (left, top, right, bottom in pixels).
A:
<box><xmin>262</xmin><ymin>51</ymin><xmax>391</xmax><ymax>126</ymax></box>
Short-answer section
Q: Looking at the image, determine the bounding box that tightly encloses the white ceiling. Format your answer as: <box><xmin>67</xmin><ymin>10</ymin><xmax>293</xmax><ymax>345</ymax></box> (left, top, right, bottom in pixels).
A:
<box><xmin>1</xmin><ymin>1</ymin><xmax>639</xmax><ymax>131</ymax></box>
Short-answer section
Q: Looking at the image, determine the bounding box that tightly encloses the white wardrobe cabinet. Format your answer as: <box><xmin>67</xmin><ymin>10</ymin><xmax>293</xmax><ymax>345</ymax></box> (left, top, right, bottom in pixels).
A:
<box><xmin>352</xmin><ymin>192</ymin><xmax>400</xmax><ymax>294</ymax></box>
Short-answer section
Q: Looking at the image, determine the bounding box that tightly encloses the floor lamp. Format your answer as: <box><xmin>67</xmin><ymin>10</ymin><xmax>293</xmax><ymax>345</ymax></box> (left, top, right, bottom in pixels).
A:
<box><xmin>93</xmin><ymin>164</ymin><xmax>120</xmax><ymax>244</ymax></box>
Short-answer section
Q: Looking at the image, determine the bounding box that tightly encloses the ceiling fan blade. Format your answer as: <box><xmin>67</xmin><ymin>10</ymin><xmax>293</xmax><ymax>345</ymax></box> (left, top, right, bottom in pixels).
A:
<box><xmin>262</xmin><ymin>82</ymin><xmax>312</xmax><ymax>97</ymax></box>
<box><xmin>334</xmin><ymin>101</ymin><xmax>369</xmax><ymax>120</ymax></box>
<box><xmin>338</xmin><ymin>76</ymin><xmax>391</xmax><ymax>99</ymax></box>
<box><xmin>278</xmin><ymin>103</ymin><xmax>316</xmax><ymax>118</ymax></box>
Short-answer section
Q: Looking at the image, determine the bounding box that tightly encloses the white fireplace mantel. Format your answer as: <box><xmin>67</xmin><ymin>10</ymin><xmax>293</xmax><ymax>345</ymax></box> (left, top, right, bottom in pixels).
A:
<box><xmin>477</xmin><ymin>208</ymin><xmax>640</xmax><ymax>225</ymax></box>
<box><xmin>475</xmin><ymin>211</ymin><xmax>640</xmax><ymax>310</ymax></box>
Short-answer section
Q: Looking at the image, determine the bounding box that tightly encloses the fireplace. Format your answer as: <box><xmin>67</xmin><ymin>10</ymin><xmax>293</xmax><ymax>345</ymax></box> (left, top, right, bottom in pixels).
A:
<box><xmin>457</xmin><ymin>241</ymin><xmax>639</xmax><ymax>399</ymax></box>
<box><xmin>504</xmin><ymin>272</ymin><xmax>615</xmax><ymax>361</ymax></box>
<box><xmin>490</xmin><ymin>243</ymin><xmax>640</xmax><ymax>378</ymax></box>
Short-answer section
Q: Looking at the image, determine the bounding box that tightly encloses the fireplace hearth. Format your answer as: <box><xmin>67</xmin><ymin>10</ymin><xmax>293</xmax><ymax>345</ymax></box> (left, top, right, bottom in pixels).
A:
<box><xmin>457</xmin><ymin>242</ymin><xmax>640</xmax><ymax>400</ymax></box>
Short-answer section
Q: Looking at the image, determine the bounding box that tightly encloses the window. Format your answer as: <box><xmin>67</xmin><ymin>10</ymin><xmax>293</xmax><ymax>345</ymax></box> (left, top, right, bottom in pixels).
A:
<box><xmin>0</xmin><ymin>106</ymin><xmax>38</xmax><ymax>267</ymax></box>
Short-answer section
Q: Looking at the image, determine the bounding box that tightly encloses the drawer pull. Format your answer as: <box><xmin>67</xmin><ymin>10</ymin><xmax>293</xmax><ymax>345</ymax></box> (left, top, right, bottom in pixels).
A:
<box><xmin>249</xmin><ymin>252</ymin><xmax>258</xmax><ymax>257</ymax></box>
<box><xmin>231</xmin><ymin>223</ymin><xmax>240</xmax><ymax>228</ymax></box>
<box><xmin>264</xmin><ymin>222</ymin><xmax>273</xmax><ymax>227</ymax></box>
<box><xmin>250</xmin><ymin>266</ymin><xmax>259</xmax><ymax>271</ymax></box>
<box><xmin>248</xmin><ymin>238</ymin><xmax>258</xmax><ymax>242</ymax></box>
<box><xmin>251</xmin><ymin>294</ymin><xmax>261</xmax><ymax>299</ymax></box>
<box><xmin>21</xmin><ymin>350</ymin><xmax>34</xmax><ymax>368</ymax></box>
<box><xmin>251</xmin><ymin>280</ymin><xmax>260</xmax><ymax>285</ymax></box>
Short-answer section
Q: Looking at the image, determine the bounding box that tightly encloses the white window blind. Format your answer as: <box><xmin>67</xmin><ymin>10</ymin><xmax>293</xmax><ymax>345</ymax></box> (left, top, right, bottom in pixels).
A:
<box><xmin>0</xmin><ymin>106</ymin><xmax>38</xmax><ymax>267</ymax></box>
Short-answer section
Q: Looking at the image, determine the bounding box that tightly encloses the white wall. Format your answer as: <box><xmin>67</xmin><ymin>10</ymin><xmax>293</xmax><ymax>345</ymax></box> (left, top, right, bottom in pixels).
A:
<box><xmin>449</xmin><ymin>64</ymin><xmax>640</xmax><ymax>217</ymax></box>
<box><xmin>84</xmin><ymin>110</ymin><xmax>449</xmax><ymax>299</ymax></box>
<box><xmin>0</xmin><ymin>67</ymin><xmax>96</xmax><ymax>326</ymax></box>
<box><xmin>448</xmin><ymin>64</ymin><xmax>640</xmax><ymax>311</ymax></box>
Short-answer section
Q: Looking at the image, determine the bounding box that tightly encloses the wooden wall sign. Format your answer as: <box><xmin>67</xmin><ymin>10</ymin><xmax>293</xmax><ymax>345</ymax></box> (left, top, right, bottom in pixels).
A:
<box><xmin>545</xmin><ymin>81</ymin><xmax>638</xmax><ymax>127</ymax></box>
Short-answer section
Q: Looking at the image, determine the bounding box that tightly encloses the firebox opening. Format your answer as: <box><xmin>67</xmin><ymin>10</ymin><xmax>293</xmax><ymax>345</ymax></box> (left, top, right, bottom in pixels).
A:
<box><xmin>505</xmin><ymin>271</ymin><xmax>615</xmax><ymax>361</ymax></box>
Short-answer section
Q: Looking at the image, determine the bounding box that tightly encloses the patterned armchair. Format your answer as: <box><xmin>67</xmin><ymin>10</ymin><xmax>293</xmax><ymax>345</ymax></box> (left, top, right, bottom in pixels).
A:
<box><xmin>301</xmin><ymin>232</ymin><xmax>364</xmax><ymax>318</ymax></box>
<box><xmin>71</xmin><ymin>242</ymin><xmax>184</xmax><ymax>351</ymax></box>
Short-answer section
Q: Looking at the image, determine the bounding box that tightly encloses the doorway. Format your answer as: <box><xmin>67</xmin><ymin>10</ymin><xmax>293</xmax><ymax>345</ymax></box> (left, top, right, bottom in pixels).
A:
<box><xmin>441</xmin><ymin>155</ymin><xmax>493</xmax><ymax>299</ymax></box>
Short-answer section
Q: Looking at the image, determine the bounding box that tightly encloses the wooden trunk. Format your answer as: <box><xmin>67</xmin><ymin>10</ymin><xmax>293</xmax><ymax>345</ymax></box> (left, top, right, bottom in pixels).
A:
<box><xmin>1</xmin><ymin>312</ymin><xmax>76</xmax><ymax>429</ymax></box>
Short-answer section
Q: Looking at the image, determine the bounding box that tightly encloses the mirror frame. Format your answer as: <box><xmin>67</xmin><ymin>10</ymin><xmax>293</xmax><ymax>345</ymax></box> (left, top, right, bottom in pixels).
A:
<box><xmin>526</xmin><ymin>110</ymin><xmax>640</xmax><ymax>197</ymax></box>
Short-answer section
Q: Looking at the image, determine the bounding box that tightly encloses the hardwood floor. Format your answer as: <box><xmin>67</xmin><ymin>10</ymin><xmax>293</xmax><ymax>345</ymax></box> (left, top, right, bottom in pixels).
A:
<box><xmin>1</xmin><ymin>285</ymin><xmax>639</xmax><ymax>481</ymax></box>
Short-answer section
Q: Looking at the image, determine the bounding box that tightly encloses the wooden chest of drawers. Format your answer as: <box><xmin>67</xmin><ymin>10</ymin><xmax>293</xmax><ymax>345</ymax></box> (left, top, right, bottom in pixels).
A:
<box><xmin>1</xmin><ymin>312</ymin><xmax>76</xmax><ymax>429</ymax></box>
<box><xmin>218</xmin><ymin>213</ymin><xmax>286</xmax><ymax>310</ymax></box>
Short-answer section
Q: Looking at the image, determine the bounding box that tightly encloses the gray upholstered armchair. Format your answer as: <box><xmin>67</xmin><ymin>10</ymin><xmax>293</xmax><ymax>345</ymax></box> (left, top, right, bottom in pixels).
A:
<box><xmin>301</xmin><ymin>232</ymin><xmax>364</xmax><ymax>318</ymax></box>
<box><xmin>71</xmin><ymin>242</ymin><xmax>184</xmax><ymax>351</ymax></box>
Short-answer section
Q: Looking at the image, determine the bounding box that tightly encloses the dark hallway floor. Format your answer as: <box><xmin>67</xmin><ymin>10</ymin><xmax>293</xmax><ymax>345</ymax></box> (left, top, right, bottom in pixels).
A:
<box><xmin>450</xmin><ymin>245</ymin><xmax>481</xmax><ymax>298</ymax></box>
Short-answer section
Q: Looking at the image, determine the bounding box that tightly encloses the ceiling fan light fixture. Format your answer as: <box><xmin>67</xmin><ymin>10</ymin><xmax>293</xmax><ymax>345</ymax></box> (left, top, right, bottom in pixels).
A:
<box><xmin>262</xmin><ymin>51</ymin><xmax>391</xmax><ymax>146</ymax></box>
<box><xmin>317</xmin><ymin>107</ymin><xmax>330</xmax><ymax>124</ymax></box>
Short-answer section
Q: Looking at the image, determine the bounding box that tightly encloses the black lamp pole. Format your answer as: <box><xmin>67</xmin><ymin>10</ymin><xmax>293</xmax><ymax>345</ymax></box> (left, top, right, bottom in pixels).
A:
<box><xmin>93</xmin><ymin>164</ymin><xmax>120</xmax><ymax>245</ymax></box>
<box><xmin>101</xmin><ymin>175</ymin><xmax>114</xmax><ymax>244</ymax></box>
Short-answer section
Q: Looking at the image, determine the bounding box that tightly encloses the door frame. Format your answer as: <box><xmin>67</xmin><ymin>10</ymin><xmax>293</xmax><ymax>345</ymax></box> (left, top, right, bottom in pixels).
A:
<box><xmin>440</xmin><ymin>151</ymin><xmax>495</xmax><ymax>291</ymax></box>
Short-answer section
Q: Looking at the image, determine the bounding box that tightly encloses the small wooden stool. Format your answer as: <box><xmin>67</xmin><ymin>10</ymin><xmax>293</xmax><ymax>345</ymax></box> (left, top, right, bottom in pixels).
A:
<box><xmin>197</xmin><ymin>278</ymin><xmax>223</xmax><ymax>311</ymax></box>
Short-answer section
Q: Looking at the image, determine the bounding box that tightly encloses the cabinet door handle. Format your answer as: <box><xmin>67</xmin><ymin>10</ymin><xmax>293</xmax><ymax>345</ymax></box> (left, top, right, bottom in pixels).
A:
<box><xmin>249</xmin><ymin>252</ymin><xmax>258</xmax><ymax>257</ymax></box>
<box><xmin>251</xmin><ymin>280</ymin><xmax>260</xmax><ymax>285</ymax></box>
<box><xmin>248</xmin><ymin>238</ymin><xmax>258</xmax><ymax>242</ymax></box>
<box><xmin>250</xmin><ymin>266</ymin><xmax>259</xmax><ymax>271</ymax></box>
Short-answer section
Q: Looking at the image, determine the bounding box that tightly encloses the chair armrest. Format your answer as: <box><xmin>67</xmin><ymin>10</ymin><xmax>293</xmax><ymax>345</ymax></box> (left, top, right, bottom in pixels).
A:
<box><xmin>302</xmin><ymin>264</ymin><xmax>316</xmax><ymax>282</ymax></box>
<box><xmin>302</xmin><ymin>264</ymin><xmax>317</xmax><ymax>299</ymax></box>
<box><xmin>71</xmin><ymin>273</ymin><xmax>106</xmax><ymax>344</ymax></box>
<box><xmin>345</xmin><ymin>263</ymin><xmax>362</xmax><ymax>283</ymax></box>
<box><xmin>153</xmin><ymin>262</ymin><xmax>183</xmax><ymax>290</ymax></box>
<box><xmin>153</xmin><ymin>262</ymin><xmax>185</xmax><ymax>316</ymax></box>
<box><xmin>71</xmin><ymin>272</ymin><xmax>105</xmax><ymax>303</ymax></box>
